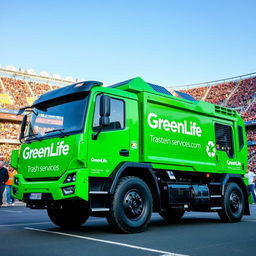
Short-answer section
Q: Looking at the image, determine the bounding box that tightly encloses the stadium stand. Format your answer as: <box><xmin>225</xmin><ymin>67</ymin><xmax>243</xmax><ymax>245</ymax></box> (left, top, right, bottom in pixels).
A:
<box><xmin>0</xmin><ymin>67</ymin><xmax>255</xmax><ymax>172</ymax></box>
<box><xmin>28</xmin><ymin>81</ymin><xmax>52</xmax><ymax>97</ymax></box>
<box><xmin>180</xmin><ymin>86</ymin><xmax>208</xmax><ymax>101</ymax></box>
<box><xmin>205</xmin><ymin>81</ymin><xmax>236</xmax><ymax>105</ymax></box>
<box><xmin>1</xmin><ymin>77</ymin><xmax>33</xmax><ymax>110</ymax></box>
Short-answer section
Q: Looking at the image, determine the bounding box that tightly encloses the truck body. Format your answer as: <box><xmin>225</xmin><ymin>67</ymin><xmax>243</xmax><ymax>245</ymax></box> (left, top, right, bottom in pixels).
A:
<box><xmin>11</xmin><ymin>77</ymin><xmax>249</xmax><ymax>233</ymax></box>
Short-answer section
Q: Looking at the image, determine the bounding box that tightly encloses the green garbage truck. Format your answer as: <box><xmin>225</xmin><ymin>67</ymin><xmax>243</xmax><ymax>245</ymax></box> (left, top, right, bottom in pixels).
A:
<box><xmin>11</xmin><ymin>77</ymin><xmax>249</xmax><ymax>233</ymax></box>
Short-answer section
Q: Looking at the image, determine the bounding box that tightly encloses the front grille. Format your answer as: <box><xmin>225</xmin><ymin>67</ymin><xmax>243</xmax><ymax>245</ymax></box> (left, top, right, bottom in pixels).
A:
<box><xmin>24</xmin><ymin>177</ymin><xmax>59</xmax><ymax>182</ymax></box>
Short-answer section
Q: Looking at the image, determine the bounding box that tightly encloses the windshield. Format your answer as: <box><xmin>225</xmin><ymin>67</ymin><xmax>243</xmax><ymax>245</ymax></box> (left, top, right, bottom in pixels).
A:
<box><xmin>23</xmin><ymin>93</ymin><xmax>89</xmax><ymax>142</ymax></box>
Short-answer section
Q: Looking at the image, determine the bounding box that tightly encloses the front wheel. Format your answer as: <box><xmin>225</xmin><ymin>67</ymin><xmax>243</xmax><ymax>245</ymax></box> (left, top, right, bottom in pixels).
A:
<box><xmin>107</xmin><ymin>176</ymin><xmax>152</xmax><ymax>233</ymax></box>
<box><xmin>218</xmin><ymin>182</ymin><xmax>245</xmax><ymax>223</ymax></box>
<box><xmin>47</xmin><ymin>200</ymin><xmax>90</xmax><ymax>228</ymax></box>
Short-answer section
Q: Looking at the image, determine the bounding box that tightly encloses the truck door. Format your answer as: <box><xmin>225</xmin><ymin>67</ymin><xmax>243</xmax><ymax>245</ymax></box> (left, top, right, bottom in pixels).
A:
<box><xmin>87</xmin><ymin>93</ymin><xmax>138</xmax><ymax>177</ymax></box>
<box><xmin>214</xmin><ymin>122</ymin><xmax>241</xmax><ymax>173</ymax></box>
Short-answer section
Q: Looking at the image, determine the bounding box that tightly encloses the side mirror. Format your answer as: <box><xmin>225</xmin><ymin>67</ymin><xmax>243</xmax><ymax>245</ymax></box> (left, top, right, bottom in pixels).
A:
<box><xmin>92</xmin><ymin>95</ymin><xmax>111</xmax><ymax>140</ymax></box>
<box><xmin>99</xmin><ymin>95</ymin><xmax>110</xmax><ymax>126</ymax></box>
<box><xmin>19</xmin><ymin>115</ymin><xmax>27</xmax><ymax>141</ymax></box>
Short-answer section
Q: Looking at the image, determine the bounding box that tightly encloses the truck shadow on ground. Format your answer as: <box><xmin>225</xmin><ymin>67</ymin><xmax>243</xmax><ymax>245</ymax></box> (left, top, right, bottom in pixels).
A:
<box><xmin>45</xmin><ymin>215</ymin><xmax>224</xmax><ymax>235</ymax></box>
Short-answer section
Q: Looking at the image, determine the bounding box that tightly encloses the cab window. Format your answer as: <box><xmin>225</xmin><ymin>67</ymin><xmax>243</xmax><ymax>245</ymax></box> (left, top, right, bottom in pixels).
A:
<box><xmin>93</xmin><ymin>95</ymin><xmax>125</xmax><ymax>131</ymax></box>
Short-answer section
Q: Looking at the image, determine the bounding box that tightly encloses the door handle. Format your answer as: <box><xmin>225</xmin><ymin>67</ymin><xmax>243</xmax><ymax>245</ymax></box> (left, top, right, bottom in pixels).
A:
<box><xmin>120</xmin><ymin>149</ymin><xmax>129</xmax><ymax>157</ymax></box>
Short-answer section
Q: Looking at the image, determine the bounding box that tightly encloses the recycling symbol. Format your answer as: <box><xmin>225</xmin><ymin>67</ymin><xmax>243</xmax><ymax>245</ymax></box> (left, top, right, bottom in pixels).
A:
<box><xmin>206</xmin><ymin>141</ymin><xmax>216</xmax><ymax>157</ymax></box>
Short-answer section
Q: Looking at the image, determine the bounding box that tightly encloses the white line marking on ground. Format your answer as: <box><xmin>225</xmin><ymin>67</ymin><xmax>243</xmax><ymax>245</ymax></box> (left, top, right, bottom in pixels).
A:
<box><xmin>25</xmin><ymin>227</ymin><xmax>189</xmax><ymax>256</ymax></box>
<box><xmin>1</xmin><ymin>210</ymin><xmax>23</xmax><ymax>213</ymax></box>
<box><xmin>0</xmin><ymin>222</ymin><xmax>51</xmax><ymax>227</ymax></box>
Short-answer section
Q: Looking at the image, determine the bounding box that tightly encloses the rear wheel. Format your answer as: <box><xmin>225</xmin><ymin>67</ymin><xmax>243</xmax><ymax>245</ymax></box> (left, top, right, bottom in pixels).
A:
<box><xmin>159</xmin><ymin>208</ymin><xmax>185</xmax><ymax>222</ymax></box>
<box><xmin>47</xmin><ymin>200</ymin><xmax>90</xmax><ymax>228</ymax></box>
<box><xmin>218</xmin><ymin>182</ymin><xmax>244</xmax><ymax>223</ymax></box>
<box><xmin>107</xmin><ymin>176</ymin><xmax>152</xmax><ymax>233</ymax></box>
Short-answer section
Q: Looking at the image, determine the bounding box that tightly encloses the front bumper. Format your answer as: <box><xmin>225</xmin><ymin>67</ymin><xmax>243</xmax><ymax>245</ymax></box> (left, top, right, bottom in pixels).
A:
<box><xmin>11</xmin><ymin>169</ymin><xmax>89</xmax><ymax>202</ymax></box>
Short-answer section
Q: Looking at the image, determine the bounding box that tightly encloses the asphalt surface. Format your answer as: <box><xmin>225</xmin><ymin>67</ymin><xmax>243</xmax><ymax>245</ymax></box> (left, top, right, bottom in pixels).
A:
<box><xmin>0</xmin><ymin>204</ymin><xmax>255</xmax><ymax>256</ymax></box>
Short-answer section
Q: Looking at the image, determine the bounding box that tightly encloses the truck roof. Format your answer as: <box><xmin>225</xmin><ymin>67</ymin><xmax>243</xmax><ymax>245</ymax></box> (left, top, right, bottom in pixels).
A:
<box><xmin>110</xmin><ymin>77</ymin><xmax>196</xmax><ymax>102</ymax></box>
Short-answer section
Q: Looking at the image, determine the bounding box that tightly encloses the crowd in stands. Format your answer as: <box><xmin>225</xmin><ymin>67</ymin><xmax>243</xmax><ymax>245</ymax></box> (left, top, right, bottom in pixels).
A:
<box><xmin>247</xmin><ymin>129</ymin><xmax>256</xmax><ymax>142</ymax></box>
<box><xmin>248</xmin><ymin>146</ymin><xmax>256</xmax><ymax>159</ymax></box>
<box><xmin>226</xmin><ymin>78</ymin><xmax>256</xmax><ymax>109</ymax></box>
<box><xmin>181</xmin><ymin>76</ymin><xmax>256</xmax><ymax>116</ymax></box>
<box><xmin>205</xmin><ymin>81</ymin><xmax>236</xmax><ymax>105</ymax></box>
<box><xmin>0</xmin><ymin>122</ymin><xmax>19</xmax><ymax>140</ymax></box>
<box><xmin>28</xmin><ymin>81</ymin><xmax>52</xmax><ymax>97</ymax></box>
<box><xmin>52</xmin><ymin>85</ymin><xmax>60</xmax><ymax>90</ymax></box>
<box><xmin>180</xmin><ymin>86</ymin><xmax>207</xmax><ymax>101</ymax></box>
<box><xmin>0</xmin><ymin>143</ymin><xmax>19</xmax><ymax>162</ymax></box>
<box><xmin>242</xmin><ymin>102</ymin><xmax>256</xmax><ymax>122</ymax></box>
<box><xmin>1</xmin><ymin>77</ymin><xmax>33</xmax><ymax>110</ymax></box>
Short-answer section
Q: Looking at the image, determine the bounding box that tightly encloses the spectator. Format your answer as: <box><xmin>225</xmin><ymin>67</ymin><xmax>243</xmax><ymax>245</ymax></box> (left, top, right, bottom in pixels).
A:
<box><xmin>0</xmin><ymin>161</ymin><xmax>9</xmax><ymax>208</ymax></box>
<box><xmin>5</xmin><ymin>165</ymin><xmax>17</xmax><ymax>206</ymax></box>
<box><xmin>245</xmin><ymin>169</ymin><xmax>256</xmax><ymax>204</ymax></box>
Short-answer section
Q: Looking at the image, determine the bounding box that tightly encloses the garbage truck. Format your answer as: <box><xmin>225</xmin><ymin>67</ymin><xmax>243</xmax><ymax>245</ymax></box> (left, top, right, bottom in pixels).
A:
<box><xmin>11</xmin><ymin>77</ymin><xmax>249</xmax><ymax>233</ymax></box>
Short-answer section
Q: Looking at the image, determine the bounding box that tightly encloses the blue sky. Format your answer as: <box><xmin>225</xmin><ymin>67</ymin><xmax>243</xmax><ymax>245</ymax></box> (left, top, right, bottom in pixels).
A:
<box><xmin>1</xmin><ymin>0</ymin><xmax>256</xmax><ymax>87</ymax></box>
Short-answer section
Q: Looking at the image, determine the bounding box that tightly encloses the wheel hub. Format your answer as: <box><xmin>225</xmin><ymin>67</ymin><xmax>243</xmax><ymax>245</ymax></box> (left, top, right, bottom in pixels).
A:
<box><xmin>229</xmin><ymin>191</ymin><xmax>241</xmax><ymax>213</ymax></box>
<box><xmin>124</xmin><ymin>190</ymin><xmax>144</xmax><ymax>219</ymax></box>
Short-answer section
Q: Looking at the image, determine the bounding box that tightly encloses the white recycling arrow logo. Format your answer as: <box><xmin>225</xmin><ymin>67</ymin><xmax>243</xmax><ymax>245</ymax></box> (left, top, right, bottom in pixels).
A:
<box><xmin>206</xmin><ymin>141</ymin><xmax>216</xmax><ymax>157</ymax></box>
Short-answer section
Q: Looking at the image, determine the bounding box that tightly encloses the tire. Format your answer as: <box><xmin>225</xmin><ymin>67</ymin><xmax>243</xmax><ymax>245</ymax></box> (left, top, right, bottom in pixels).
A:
<box><xmin>107</xmin><ymin>176</ymin><xmax>152</xmax><ymax>233</ymax></box>
<box><xmin>47</xmin><ymin>200</ymin><xmax>90</xmax><ymax>228</ymax></box>
<box><xmin>218</xmin><ymin>182</ymin><xmax>245</xmax><ymax>223</ymax></box>
<box><xmin>159</xmin><ymin>208</ymin><xmax>185</xmax><ymax>222</ymax></box>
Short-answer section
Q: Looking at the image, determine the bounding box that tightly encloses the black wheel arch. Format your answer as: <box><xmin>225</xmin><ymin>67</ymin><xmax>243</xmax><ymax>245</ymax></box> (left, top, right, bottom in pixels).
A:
<box><xmin>110</xmin><ymin>162</ymin><xmax>162</xmax><ymax>212</ymax></box>
<box><xmin>220</xmin><ymin>173</ymin><xmax>250</xmax><ymax>215</ymax></box>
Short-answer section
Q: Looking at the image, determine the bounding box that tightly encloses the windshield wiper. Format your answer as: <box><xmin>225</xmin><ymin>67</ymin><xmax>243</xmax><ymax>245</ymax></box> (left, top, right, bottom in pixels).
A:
<box><xmin>45</xmin><ymin>128</ymin><xmax>68</xmax><ymax>137</ymax></box>
<box><xmin>23</xmin><ymin>133</ymin><xmax>42</xmax><ymax>142</ymax></box>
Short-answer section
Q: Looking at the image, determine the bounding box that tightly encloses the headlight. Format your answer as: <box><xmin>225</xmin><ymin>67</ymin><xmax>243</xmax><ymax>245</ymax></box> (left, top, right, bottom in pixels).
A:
<box><xmin>14</xmin><ymin>177</ymin><xmax>20</xmax><ymax>186</ymax></box>
<box><xmin>64</xmin><ymin>173</ymin><xmax>76</xmax><ymax>183</ymax></box>
<box><xmin>62</xmin><ymin>186</ymin><xmax>75</xmax><ymax>195</ymax></box>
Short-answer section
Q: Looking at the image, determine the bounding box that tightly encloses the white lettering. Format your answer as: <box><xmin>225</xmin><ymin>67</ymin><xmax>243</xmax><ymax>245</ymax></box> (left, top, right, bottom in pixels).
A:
<box><xmin>22</xmin><ymin>141</ymin><xmax>70</xmax><ymax>160</ymax></box>
<box><xmin>147</xmin><ymin>113</ymin><xmax>202</xmax><ymax>137</ymax></box>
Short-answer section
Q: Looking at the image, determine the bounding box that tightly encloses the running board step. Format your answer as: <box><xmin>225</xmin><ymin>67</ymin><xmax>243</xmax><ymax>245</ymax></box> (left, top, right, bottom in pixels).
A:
<box><xmin>89</xmin><ymin>191</ymin><xmax>109</xmax><ymax>195</ymax></box>
<box><xmin>91</xmin><ymin>208</ymin><xmax>110</xmax><ymax>212</ymax></box>
<box><xmin>210</xmin><ymin>207</ymin><xmax>222</xmax><ymax>210</ymax></box>
<box><xmin>210</xmin><ymin>195</ymin><xmax>222</xmax><ymax>198</ymax></box>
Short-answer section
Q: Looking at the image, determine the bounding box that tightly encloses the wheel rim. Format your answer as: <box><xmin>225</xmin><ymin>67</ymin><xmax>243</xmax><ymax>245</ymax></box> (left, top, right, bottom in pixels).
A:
<box><xmin>123</xmin><ymin>190</ymin><xmax>144</xmax><ymax>220</ymax></box>
<box><xmin>229</xmin><ymin>191</ymin><xmax>241</xmax><ymax>214</ymax></box>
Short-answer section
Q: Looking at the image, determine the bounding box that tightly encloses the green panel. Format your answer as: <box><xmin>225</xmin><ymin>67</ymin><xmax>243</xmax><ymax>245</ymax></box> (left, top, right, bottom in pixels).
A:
<box><xmin>142</xmin><ymin>96</ymin><xmax>217</xmax><ymax>173</ymax></box>
<box><xmin>12</xmin><ymin>168</ymin><xmax>89</xmax><ymax>201</ymax></box>
<box><xmin>18</xmin><ymin>134</ymin><xmax>86</xmax><ymax>179</ymax></box>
